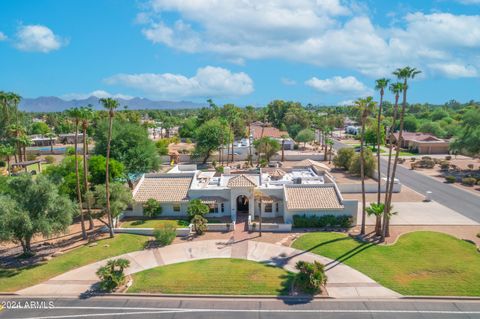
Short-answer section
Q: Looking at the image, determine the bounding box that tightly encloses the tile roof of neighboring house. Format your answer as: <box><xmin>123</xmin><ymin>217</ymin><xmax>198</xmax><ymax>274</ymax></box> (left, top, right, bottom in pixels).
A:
<box><xmin>293</xmin><ymin>159</ymin><xmax>331</xmax><ymax>172</ymax></box>
<box><xmin>250</xmin><ymin>124</ymin><xmax>289</xmax><ymax>139</ymax></box>
<box><xmin>227</xmin><ymin>174</ymin><xmax>258</xmax><ymax>188</ymax></box>
<box><xmin>393</xmin><ymin>131</ymin><xmax>445</xmax><ymax>142</ymax></box>
<box><xmin>285</xmin><ymin>185</ymin><xmax>344</xmax><ymax>210</ymax></box>
<box><xmin>133</xmin><ymin>174</ymin><xmax>193</xmax><ymax>203</ymax></box>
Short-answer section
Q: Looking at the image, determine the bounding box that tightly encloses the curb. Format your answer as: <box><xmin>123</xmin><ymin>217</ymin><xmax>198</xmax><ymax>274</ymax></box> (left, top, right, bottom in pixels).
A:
<box><xmin>100</xmin><ymin>292</ymin><xmax>333</xmax><ymax>300</ymax></box>
<box><xmin>401</xmin><ymin>296</ymin><xmax>480</xmax><ymax>301</ymax></box>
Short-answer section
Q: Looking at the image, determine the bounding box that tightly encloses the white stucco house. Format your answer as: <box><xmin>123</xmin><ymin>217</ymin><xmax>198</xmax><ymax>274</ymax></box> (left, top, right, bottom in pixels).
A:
<box><xmin>125</xmin><ymin>160</ymin><xmax>358</xmax><ymax>224</ymax></box>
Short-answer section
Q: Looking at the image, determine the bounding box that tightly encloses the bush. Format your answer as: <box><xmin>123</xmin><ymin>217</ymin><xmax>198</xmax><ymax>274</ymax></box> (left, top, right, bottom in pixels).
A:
<box><xmin>153</xmin><ymin>224</ymin><xmax>177</xmax><ymax>246</ymax></box>
<box><xmin>440</xmin><ymin>162</ymin><xmax>450</xmax><ymax>171</ymax></box>
<box><xmin>348</xmin><ymin>148</ymin><xmax>376</xmax><ymax>177</ymax></box>
<box><xmin>410</xmin><ymin>157</ymin><xmax>416</xmax><ymax>162</ymax></box>
<box><xmin>462</xmin><ymin>177</ymin><xmax>476</xmax><ymax>186</ymax></box>
<box><xmin>445</xmin><ymin>175</ymin><xmax>456</xmax><ymax>183</ymax></box>
<box><xmin>292</xmin><ymin>214</ymin><xmax>352</xmax><ymax>228</ymax></box>
<box><xmin>65</xmin><ymin>146</ymin><xmax>76</xmax><ymax>155</ymax></box>
<box><xmin>44</xmin><ymin>155</ymin><xmax>55</xmax><ymax>164</ymax></box>
<box><xmin>26</xmin><ymin>153</ymin><xmax>38</xmax><ymax>161</ymax></box>
<box><xmin>295</xmin><ymin>261</ymin><xmax>327</xmax><ymax>294</ymax></box>
<box><xmin>421</xmin><ymin>156</ymin><xmax>432</xmax><ymax>160</ymax></box>
<box><xmin>142</xmin><ymin>198</ymin><xmax>162</xmax><ymax>218</ymax></box>
<box><xmin>0</xmin><ymin>160</ymin><xmax>5</xmax><ymax>168</ymax></box>
<box><xmin>445</xmin><ymin>155</ymin><xmax>452</xmax><ymax>160</ymax></box>
<box><xmin>192</xmin><ymin>214</ymin><xmax>207</xmax><ymax>235</ymax></box>
<box><xmin>96</xmin><ymin>258</ymin><xmax>130</xmax><ymax>292</ymax></box>
<box><xmin>333</xmin><ymin>148</ymin><xmax>355</xmax><ymax>170</ymax></box>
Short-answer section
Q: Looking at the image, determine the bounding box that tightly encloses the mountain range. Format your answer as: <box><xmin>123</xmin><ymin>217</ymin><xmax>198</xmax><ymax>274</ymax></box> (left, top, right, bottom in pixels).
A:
<box><xmin>19</xmin><ymin>96</ymin><xmax>205</xmax><ymax>112</ymax></box>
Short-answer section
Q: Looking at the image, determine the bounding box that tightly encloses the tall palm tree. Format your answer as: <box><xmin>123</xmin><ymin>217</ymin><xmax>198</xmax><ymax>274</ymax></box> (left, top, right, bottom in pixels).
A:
<box><xmin>0</xmin><ymin>144</ymin><xmax>15</xmax><ymax>174</ymax></box>
<box><xmin>354</xmin><ymin>97</ymin><xmax>377</xmax><ymax>236</ymax></box>
<box><xmin>382</xmin><ymin>82</ymin><xmax>403</xmax><ymax>240</ymax></box>
<box><xmin>80</xmin><ymin>106</ymin><xmax>95</xmax><ymax>230</ymax></box>
<box><xmin>45</xmin><ymin>132</ymin><xmax>56</xmax><ymax>154</ymax></box>
<box><xmin>67</xmin><ymin>107</ymin><xmax>87</xmax><ymax>240</ymax></box>
<box><xmin>100</xmin><ymin>98</ymin><xmax>119</xmax><ymax>238</ymax></box>
<box><xmin>374</xmin><ymin>78</ymin><xmax>390</xmax><ymax>204</ymax></box>
<box><xmin>244</xmin><ymin>105</ymin><xmax>256</xmax><ymax>166</ymax></box>
<box><xmin>8</xmin><ymin>124</ymin><xmax>26</xmax><ymax>162</ymax></box>
<box><xmin>383</xmin><ymin>67</ymin><xmax>421</xmax><ymax>239</ymax></box>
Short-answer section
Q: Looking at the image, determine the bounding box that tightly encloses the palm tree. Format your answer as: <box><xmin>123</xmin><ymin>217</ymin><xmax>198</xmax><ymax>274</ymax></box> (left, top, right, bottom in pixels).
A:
<box><xmin>8</xmin><ymin>124</ymin><xmax>26</xmax><ymax>162</ymax></box>
<box><xmin>382</xmin><ymin>82</ymin><xmax>403</xmax><ymax>240</ymax></box>
<box><xmin>80</xmin><ymin>106</ymin><xmax>95</xmax><ymax>230</ymax></box>
<box><xmin>18</xmin><ymin>135</ymin><xmax>32</xmax><ymax>163</ymax></box>
<box><xmin>383</xmin><ymin>67</ymin><xmax>421</xmax><ymax>239</ymax></box>
<box><xmin>67</xmin><ymin>107</ymin><xmax>87</xmax><ymax>240</ymax></box>
<box><xmin>244</xmin><ymin>106</ymin><xmax>256</xmax><ymax>166</ymax></box>
<box><xmin>0</xmin><ymin>144</ymin><xmax>15</xmax><ymax>174</ymax></box>
<box><xmin>354</xmin><ymin>96</ymin><xmax>377</xmax><ymax>236</ymax></box>
<box><xmin>280</xmin><ymin>134</ymin><xmax>288</xmax><ymax>162</ymax></box>
<box><xmin>100</xmin><ymin>98</ymin><xmax>119</xmax><ymax>238</ymax></box>
<box><xmin>45</xmin><ymin>132</ymin><xmax>56</xmax><ymax>154</ymax></box>
<box><xmin>366</xmin><ymin>202</ymin><xmax>384</xmax><ymax>236</ymax></box>
<box><xmin>374</xmin><ymin>78</ymin><xmax>390</xmax><ymax>204</ymax></box>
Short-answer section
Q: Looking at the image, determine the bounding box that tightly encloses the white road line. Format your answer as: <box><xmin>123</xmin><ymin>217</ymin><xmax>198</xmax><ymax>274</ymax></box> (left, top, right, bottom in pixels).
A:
<box><xmin>8</xmin><ymin>306</ymin><xmax>480</xmax><ymax>319</ymax></box>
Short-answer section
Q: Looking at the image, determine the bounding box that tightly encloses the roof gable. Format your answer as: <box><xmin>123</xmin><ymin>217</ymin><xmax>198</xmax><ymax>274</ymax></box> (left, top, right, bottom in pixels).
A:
<box><xmin>227</xmin><ymin>174</ymin><xmax>257</xmax><ymax>188</ymax></box>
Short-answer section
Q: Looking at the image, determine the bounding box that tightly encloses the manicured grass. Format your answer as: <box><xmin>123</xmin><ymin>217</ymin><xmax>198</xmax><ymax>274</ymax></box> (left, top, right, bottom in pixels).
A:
<box><xmin>128</xmin><ymin>258</ymin><xmax>294</xmax><ymax>295</ymax></box>
<box><xmin>121</xmin><ymin>219</ymin><xmax>190</xmax><ymax>228</ymax></box>
<box><xmin>0</xmin><ymin>234</ymin><xmax>150</xmax><ymax>292</ymax></box>
<box><xmin>292</xmin><ymin>231</ymin><xmax>480</xmax><ymax>296</ymax></box>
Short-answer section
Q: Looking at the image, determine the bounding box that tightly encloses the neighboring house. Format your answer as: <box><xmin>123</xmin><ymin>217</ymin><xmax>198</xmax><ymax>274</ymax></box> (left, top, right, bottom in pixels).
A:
<box><xmin>345</xmin><ymin>125</ymin><xmax>361</xmax><ymax>135</ymax></box>
<box><xmin>392</xmin><ymin>131</ymin><xmax>450</xmax><ymax>154</ymax></box>
<box><xmin>250</xmin><ymin>122</ymin><xmax>294</xmax><ymax>150</ymax></box>
<box><xmin>126</xmin><ymin>161</ymin><xmax>357</xmax><ymax>224</ymax></box>
<box><xmin>58</xmin><ymin>133</ymin><xmax>85</xmax><ymax>144</ymax></box>
<box><xmin>29</xmin><ymin>135</ymin><xmax>56</xmax><ymax>147</ymax></box>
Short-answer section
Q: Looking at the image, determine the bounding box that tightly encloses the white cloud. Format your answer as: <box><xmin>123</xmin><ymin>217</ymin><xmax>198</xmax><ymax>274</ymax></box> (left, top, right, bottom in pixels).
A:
<box><xmin>428</xmin><ymin>63</ymin><xmax>478</xmax><ymax>78</ymax></box>
<box><xmin>337</xmin><ymin>99</ymin><xmax>355</xmax><ymax>106</ymax></box>
<box><xmin>62</xmin><ymin>90</ymin><xmax>133</xmax><ymax>100</ymax></box>
<box><xmin>15</xmin><ymin>25</ymin><xmax>65</xmax><ymax>53</ymax></box>
<box><xmin>137</xmin><ymin>2</ymin><xmax>480</xmax><ymax>78</ymax></box>
<box><xmin>305</xmin><ymin>76</ymin><xmax>371</xmax><ymax>96</ymax></box>
<box><xmin>104</xmin><ymin>66</ymin><xmax>254</xmax><ymax>99</ymax></box>
<box><xmin>281</xmin><ymin>77</ymin><xmax>296</xmax><ymax>86</ymax></box>
<box><xmin>456</xmin><ymin>0</ymin><xmax>480</xmax><ymax>4</ymax></box>
<box><xmin>0</xmin><ymin>32</ymin><xmax>7</xmax><ymax>41</ymax></box>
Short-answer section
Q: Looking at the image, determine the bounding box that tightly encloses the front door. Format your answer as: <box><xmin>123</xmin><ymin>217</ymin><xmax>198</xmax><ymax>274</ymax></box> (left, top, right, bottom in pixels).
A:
<box><xmin>236</xmin><ymin>195</ymin><xmax>249</xmax><ymax>216</ymax></box>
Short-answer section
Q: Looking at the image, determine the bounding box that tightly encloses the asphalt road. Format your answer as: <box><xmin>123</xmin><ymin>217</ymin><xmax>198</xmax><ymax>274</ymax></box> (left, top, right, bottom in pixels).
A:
<box><xmin>333</xmin><ymin>140</ymin><xmax>480</xmax><ymax>223</ymax></box>
<box><xmin>2</xmin><ymin>296</ymin><xmax>480</xmax><ymax>319</ymax></box>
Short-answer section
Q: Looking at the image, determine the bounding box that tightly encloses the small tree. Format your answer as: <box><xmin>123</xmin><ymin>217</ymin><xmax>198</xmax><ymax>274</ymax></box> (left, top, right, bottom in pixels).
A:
<box><xmin>0</xmin><ymin>174</ymin><xmax>75</xmax><ymax>256</ymax></box>
<box><xmin>332</xmin><ymin>147</ymin><xmax>355</xmax><ymax>170</ymax></box>
<box><xmin>93</xmin><ymin>182</ymin><xmax>133</xmax><ymax>229</ymax></box>
<box><xmin>295</xmin><ymin>261</ymin><xmax>327</xmax><ymax>294</ymax></box>
<box><xmin>295</xmin><ymin>129</ymin><xmax>315</xmax><ymax>149</ymax></box>
<box><xmin>348</xmin><ymin>148</ymin><xmax>376</xmax><ymax>177</ymax></box>
<box><xmin>96</xmin><ymin>258</ymin><xmax>130</xmax><ymax>292</ymax></box>
<box><xmin>143</xmin><ymin>198</ymin><xmax>162</xmax><ymax>218</ymax></box>
<box><xmin>186</xmin><ymin>199</ymin><xmax>209</xmax><ymax>220</ymax></box>
<box><xmin>366</xmin><ymin>202</ymin><xmax>384</xmax><ymax>236</ymax></box>
<box><xmin>253</xmin><ymin>137</ymin><xmax>280</xmax><ymax>163</ymax></box>
<box><xmin>153</xmin><ymin>224</ymin><xmax>176</xmax><ymax>246</ymax></box>
<box><xmin>191</xmin><ymin>214</ymin><xmax>208</xmax><ymax>235</ymax></box>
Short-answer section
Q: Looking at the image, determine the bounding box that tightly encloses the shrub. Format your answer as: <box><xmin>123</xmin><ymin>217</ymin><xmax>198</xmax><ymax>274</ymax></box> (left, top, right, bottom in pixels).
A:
<box><xmin>421</xmin><ymin>156</ymin><xmax>432</xmax><ymax>160</ymax></box>
<box><xmin>333</xmin><ymin>148</ymin><xmax>355</xmax><ymax>170</ymax></box>
<box><xmin>153</xmin><ymin>224</ymin><xmax>177</xmax><ymax>246</ymax></box>
<box><xmin>295</xmin><ymin>261</ymin><xmax>327</xmax><ymax>294</ymax></box>
<box><xmin>26</xmin><ymin>153</ymin><xmax>38</xmax><ymax>161</ymax></box>
<box><xmin>292</xmin><ymin>214</ymin><xmax>352</xmax><ymax>228</ymax></box>
<box><xmin>440</xmin><ymin>162</ymin><xmax>450</xmax><ymax>171</ymax></box>
<box><xmin>65</xmin><ymin>146</ymin><xmax>76</xmax><ymax>155</ymax></box>
<box><xmin>185</xmin><ymin>138</ymin><xmax>192</xmax><ymax>144</ymax></box>
<box><xmin>462</xmin><ymin>177</ymin><xmax>476</xmax><ymax>186</ymax></box>
<box><xmin>96</xmin><ymin>258</ymin><xmax>130</xmax><ymax>292</ymax></box>
<box><xmin>187</xmin><ymin>199</ymin><xmax>209</xmax><ymax>220</ymax></box>
<box><xmin>142</xmin><ymin>198</ymin><xmax>162</xmax><ymax>218</ymax></box>
<box><xmin>192</xmin><ymin>214</ymin><xmax>208</xmax><ymax>235</ymax></box>
<box><xmin>44</xmin><ymin>155</ymin><xmax>55</xmax><ymax>164</ymax></box>
<box><xmin>445</xmin><ymin>155</ymin><xmax>452</xmax><ymax>160</ymax></box>
<box><xmin>348</xmin><ymin>148</ymin><xmax>376</xmax><ymax>177</ymax></box>
<box><xmin>477</xmin><ymin>180</ymin><xmax>480</xmax><ymax>186</ymax></box>
<box><xmin>410</xmin><ymin>157</ymin><xmax>416</xmax><ymax>162</ymax></box>
<box><xmin>0</xmin><ymin>160</ymin><xmax>5</xmax><ymax>168</ymax></box>
<box><xmin>445</xmin><ymin>175</ymin><xmax>456</xmax><ymax>183</ymax></box>
<box><xmin>216</xmin><ymin>165</ymin><xmax>224</xmax><ymax>173</ymax></box>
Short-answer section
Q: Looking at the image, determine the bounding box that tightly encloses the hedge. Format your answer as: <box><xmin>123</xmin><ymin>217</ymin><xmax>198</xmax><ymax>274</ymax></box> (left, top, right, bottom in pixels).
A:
<box><xmin>292</xmin><ymin>214</ymin><xmax>352</xmax><ymax>228</ymax></box>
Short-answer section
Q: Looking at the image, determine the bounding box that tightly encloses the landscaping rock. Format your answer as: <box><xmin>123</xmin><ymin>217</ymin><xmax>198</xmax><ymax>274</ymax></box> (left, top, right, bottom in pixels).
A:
<box><xmin>88</xmin><ymin>242</ymin><xmax>98</xmax><ymax>247</ymax></box>
<box><xmin>52</xmin><ymin>251</ymin><xmax>63</xmax><ymax>257</ymax></box>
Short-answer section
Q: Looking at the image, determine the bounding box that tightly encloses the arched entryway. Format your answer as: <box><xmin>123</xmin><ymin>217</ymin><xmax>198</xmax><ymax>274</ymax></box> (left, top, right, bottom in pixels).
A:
<box><xmin>236</xmin><ymin>195</ymin><xmax>249</xmax><ymax>215</ymax></box>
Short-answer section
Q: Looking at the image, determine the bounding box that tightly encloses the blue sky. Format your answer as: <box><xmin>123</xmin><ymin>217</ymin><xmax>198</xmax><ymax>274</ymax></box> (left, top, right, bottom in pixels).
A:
<box><xmin>0</xmin><ymin>0</ymin><xmax>479</xmax><ymax>107</ymax></box>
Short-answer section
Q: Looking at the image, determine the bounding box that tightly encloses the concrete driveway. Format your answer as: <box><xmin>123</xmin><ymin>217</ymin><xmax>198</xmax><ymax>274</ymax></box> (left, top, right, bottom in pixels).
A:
<box><xmin>17</xmin><ymin>240</ymin><xmax>400</xmax><ymax>299</ymax></box>
<box><xmin>358</xmin><ymin>201</ymin><xmax>479</xmax><ymax>226</ymax></box>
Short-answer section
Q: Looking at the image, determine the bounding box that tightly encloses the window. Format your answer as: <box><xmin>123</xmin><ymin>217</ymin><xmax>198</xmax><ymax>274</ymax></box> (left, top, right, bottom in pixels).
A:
<box><xmin>221</xmin><ymin>203</ymin><xmax>224</xmax><ymax>212</ymax></box>
<box><xmin>275</xmin><ymin>202</ymin><xmax>279</xmax><ymax>212</ymax></box>
<box><xmin>208</xmin><ymin>204</ymin><xmax>218</xmax><ymax>213</ymax></box>
<box><xmin>265</xmin><ymin>203</ymin><xmax>273</xmax><ymax>213</ymax></box>
<box><xmin>173</xmin><ymin>204</ymin><xmax>180</xmax><ymax>212</ymax></box>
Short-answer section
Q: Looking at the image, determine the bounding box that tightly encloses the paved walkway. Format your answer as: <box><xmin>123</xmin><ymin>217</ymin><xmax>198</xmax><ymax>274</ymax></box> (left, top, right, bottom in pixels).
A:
<box><xmin>17</xmin><ymin>240</ymin><xmax>400</xmax><ymax>299</ymax></box>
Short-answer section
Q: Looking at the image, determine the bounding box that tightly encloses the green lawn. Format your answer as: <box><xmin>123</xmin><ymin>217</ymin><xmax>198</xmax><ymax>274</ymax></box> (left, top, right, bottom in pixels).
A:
<box><xmin>121</xmin><ymin>219</ymin><xmax>190</xmax><ymax>228</ymax></box>
<box><xmin>292</xmin><ymin>231</ymin><xmax>480</xmax><ymax>296</ymax></box>
<box><xmin>128</xmin><ymin>258</ymin><xmax>294</xmax><ymax>295</ymax></box>
<box><xmin>0</xmin><ymin>234</ymin><xmax>150</xmax><ymax>292</ymax></box>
